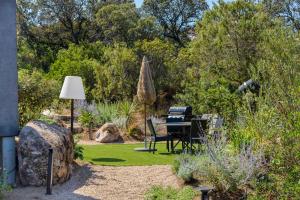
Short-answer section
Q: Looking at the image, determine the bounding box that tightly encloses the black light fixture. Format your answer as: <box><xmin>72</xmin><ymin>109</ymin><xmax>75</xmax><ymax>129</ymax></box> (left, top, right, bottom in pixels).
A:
<box><xmin>237</xmin><ymin>79</ymin><xmax>260</xmax><ymax>95</ymax></box>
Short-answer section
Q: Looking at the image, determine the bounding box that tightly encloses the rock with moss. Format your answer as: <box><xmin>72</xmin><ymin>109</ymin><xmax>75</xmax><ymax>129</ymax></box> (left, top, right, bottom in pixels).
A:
<box><xmin>18</xmin><ymin>120</ymin><xmax>73</xmax><ymax>186</ymax></box>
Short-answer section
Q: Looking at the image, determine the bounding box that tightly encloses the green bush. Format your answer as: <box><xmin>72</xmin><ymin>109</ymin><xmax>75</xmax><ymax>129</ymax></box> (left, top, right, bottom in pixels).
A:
<box><xmin>73</xmin><ymin>135</ymin><xmax>84</xmax><ymax>160</ymax></box>
<box><xmin>78</xmin><ymin>111</ymin><xmax>96</xmax><ymax>128</ymax></box>
<box><xmin>18</xmin><ymin>69</ymin><xmax>59</xmax><ymax>126</ymax></box>
<box><xmin>74</xmin><ymin>145</ymin><xmax>84</xmax><ymax>160</ymax></box>
<box><xmin>49</xmin><ymin>43</ymin><xmax>103</xmax><ymax>101</ymax></box>
<box><xmin>144</xmin><ymin>186</ymin><xmax>196</xmax><ymax>200</ymax></box>
<box><xmin>92</xmin><ymin>45</ymin><xmax>139</xmax><ymax>102</ymax></box>
<box><xmin>117</xmin><ymin>101</ymin><xmax>136</xmax><ymax>120</ymax></box>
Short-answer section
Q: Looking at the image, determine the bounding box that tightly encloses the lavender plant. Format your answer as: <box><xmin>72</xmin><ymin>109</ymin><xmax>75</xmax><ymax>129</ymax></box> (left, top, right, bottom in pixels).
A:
<box><xmin>196</xmin><ymin>135</ymin><xmax>266</xmax><ymax>197</ymax></box>
<box><xmin>112</xmin><ymin>116</ymin><xmax>128</xmax><ymax>131</ymax></box>
<box><xmin>175</xmin><ymin>154</ymin><xmax>198</xmax><ymax>182</ymax></box>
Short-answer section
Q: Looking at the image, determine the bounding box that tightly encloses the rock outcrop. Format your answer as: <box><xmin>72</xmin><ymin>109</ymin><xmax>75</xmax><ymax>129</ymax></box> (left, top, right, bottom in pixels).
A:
<box><xmin>18</xmin><ymin>120</ymin><xmax>73</xmax><ymax>186</ymax></box>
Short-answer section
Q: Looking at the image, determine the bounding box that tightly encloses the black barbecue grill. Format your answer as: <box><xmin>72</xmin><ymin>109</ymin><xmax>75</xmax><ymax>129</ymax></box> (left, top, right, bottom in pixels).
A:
<box><xmin>166</xmin><ymin>106</ymin><xmax>193</xmax><ymax>135</ymax></box>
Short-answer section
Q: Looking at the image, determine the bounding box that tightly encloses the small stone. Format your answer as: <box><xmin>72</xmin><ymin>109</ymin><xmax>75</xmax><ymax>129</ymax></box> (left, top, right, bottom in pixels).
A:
<box><xmin>95</xmin><ymin>123</ymin><xmax>123</xmax><ymax>143</ymax></box>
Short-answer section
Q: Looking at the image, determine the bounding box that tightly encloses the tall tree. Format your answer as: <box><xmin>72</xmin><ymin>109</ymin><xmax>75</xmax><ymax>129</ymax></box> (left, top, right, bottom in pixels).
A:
<box><xmin>143</xmin><ymin>0</ymin><xmax>208</xmax><ymax>46</ymax></box>
<box><xmin>262</xmin><ymin>0</ymin><xmax>300</xmax><ymax>31</ymax></box>
<box><xmin>96</xmin><ymin>3</ymin><xmax>140</xmax><ymax>45</ymax></box>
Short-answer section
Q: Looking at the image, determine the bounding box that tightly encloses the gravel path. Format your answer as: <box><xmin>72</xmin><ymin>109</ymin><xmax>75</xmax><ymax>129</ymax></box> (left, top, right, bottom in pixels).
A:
<box><xmin>5</xmin><ymin>164</ymin><xmax>181</xmax><ymax>200</ymax></box>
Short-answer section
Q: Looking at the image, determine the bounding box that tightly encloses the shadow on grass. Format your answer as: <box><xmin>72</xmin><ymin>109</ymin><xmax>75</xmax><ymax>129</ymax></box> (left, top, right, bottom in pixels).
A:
<box><xmin>159</xmin><ymin>150</ymin><xmax>182</xmax><ymax>155</ymax></box>
<box><xmin>158</xmin><ymin>152</ymin><xmax>173</xmax><ymax>156</ymax></box>
<box><xmin>91</xmin><ymin>157</ymin><xmax>126</xmax><ymax>162</ymax></box>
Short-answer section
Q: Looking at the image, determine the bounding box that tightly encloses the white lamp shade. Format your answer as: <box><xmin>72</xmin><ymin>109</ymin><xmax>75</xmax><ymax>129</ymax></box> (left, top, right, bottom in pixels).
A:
<box><xmin>59</xmin><ymin>76</ymin><xmax>86</xmax><ymax>100</ymax></box>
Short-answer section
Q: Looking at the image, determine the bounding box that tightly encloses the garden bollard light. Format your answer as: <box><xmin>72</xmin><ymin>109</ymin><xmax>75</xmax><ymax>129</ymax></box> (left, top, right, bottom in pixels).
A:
<box><xmin>197</xmin><ymin>186</ymin><xmax>213</xmax><ymax>200</ymax></box>
<box><xmin>46</xmin><ymin>148</ymin><xmax>53</xmax><ymax>195</ymax></box>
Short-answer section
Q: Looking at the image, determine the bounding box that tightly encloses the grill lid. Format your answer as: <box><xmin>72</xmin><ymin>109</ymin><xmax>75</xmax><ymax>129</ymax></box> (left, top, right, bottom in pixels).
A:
<box><xmin>168</xmin><ymin>106</ymin><xmax>192</xmax><ymax>115</ymax></box>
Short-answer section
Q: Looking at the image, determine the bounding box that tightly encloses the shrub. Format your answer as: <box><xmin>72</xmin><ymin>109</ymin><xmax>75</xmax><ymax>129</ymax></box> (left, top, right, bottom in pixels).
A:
<box><xmin>18</xmin><ymin>69</ymin><xmax>59</xmax><ymax>126</ymax></box>
<box><xmin>74</xmin><ymin>145</ymin><xmax>84</xmax><ymax>160</ymax></box>
<box><xmin>77</xmin><ymin>101</ymin><xmax>100</xmax><ymax>139</ymax></box>
<box><xmin>78</xmin><ymin>111</ymin><xmax>96</xmax><ymax>140</ymax></box>
<box><xmin>73</xmin><ymin>135</ymin><xmax>84</xmax><ymax>160</ymax></box>
<box><xmin>96</xmin><ymin>103</ymin><xmax>118</xmax><ymax>125</ymax></box>
<box><xmin>92</xmin><ymin>45</ymin><xmax>139</xmax><ymax>102</ymax></box>
<box><xmin>49</xmin><ymin>43</ymin><xmax>103</xmax><ymax>101</ymax></box>
<box><xmin>195</xmin><ymin>136</ymin><xmax>265</xmax><ymax>198</ymax></box>
<box><xmin>173</xmin><ymin>154</ymin><xmax>197</xmax><ymax>182</ymax></box>
<box><xmin>117</xmin><ymin>101</ymin><xmax>136</xmax><ymax>127</ymax></box>
<box><xmin>112</xmin><ymin>116</ymin><xmax>128</xmax><ymax>131</ymax></box>
<box><xmin>144</xmin><ymin>186</ymin><xmax>196</xmax><ymax>200</ymax></box>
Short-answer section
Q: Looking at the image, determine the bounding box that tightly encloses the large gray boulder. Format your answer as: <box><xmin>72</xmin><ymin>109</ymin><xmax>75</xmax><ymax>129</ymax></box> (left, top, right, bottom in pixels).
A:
<box><xmin>95</xmin><ymin>123</ymin><xmax>122</xmax><ymax>143</ymax></box>
<box><xmin>18</xmin><ymin>120</ymin><xmax>73</xmax><ymax>186</ymax></box>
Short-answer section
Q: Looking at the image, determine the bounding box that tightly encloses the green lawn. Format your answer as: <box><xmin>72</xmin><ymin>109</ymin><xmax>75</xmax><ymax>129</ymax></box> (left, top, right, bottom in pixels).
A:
<box><xmin>81</xmin><ymin>142</ymin><xmax>178</xmax><ymax>166</ymax></box>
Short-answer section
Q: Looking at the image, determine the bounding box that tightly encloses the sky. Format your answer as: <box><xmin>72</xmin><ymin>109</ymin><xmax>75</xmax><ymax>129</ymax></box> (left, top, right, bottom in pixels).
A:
<box><xmin>134</xmin><ymin>0</ymin><xmax>222</xmax><ymax>8</ymax></box>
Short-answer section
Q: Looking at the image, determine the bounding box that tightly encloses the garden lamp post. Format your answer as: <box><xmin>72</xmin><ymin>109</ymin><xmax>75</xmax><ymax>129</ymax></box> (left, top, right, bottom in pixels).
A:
<box><xmin>59</xmin><ymin>76</ymin><xmax>86</xmax><ymax>134</ymax></box>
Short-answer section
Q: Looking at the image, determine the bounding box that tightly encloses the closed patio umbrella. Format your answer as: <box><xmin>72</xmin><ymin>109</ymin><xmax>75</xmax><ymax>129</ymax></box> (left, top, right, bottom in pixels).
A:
<box><xmin>135</xmin><ymin>56</ymin><xmax>156</xmax><ymax>151</ymax></box>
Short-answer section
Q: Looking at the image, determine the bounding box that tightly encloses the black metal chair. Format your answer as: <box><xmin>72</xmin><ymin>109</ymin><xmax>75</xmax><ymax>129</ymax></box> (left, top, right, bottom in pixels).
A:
<box><xmin>147</xmin><ymin>118</ymin><xmax>172</xmax><ymax>154</ymax></box>
<box><xmin>189</xmin><ymin>118</ymin><xmax>208</xmax><ymax>153</ymax></box>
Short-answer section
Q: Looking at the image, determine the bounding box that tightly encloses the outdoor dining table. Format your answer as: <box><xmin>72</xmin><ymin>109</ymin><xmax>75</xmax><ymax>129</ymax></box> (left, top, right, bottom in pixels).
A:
<box><xmin>156</xmin><ymin>121</ymin><xmax>192</xmax><ymax>153</ymax></box>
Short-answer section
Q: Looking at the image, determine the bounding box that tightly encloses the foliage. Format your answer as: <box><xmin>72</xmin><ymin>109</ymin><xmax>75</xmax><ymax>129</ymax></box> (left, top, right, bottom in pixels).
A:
<box><xmin>176</xmin><ymin>0</ymin><xmax>275</xmax><ymax>124</ymax></box>
<box><xmin>134</xmin><ymin>38</ymin><xmax>180</xmax><ymax>93</ymax></box>
<box><xmin>38</xmin><ymin>115</ymin><xmax>57</xmax><ymax>125</ymax></box>
<box><xmin>18</xmin><ymin>69</ymin><xmax>59</xmax><ymax>126</ymax></box>
<box><xmin>177</xmin><ymin>69</ymin><xmax>240</xmax><ymax>123</ymax></box>
<box><xmin>191</xmin><ymin>0</ymin><xmax>271</xmax><ymax>86</ymax></box>
<box><xmin>112</xmin><ymin>116</ymin><xmax>128</xmax><ymax>131</ymax></box>
<box><xmin>96</xmin><ymin>3</ymin><xmax>139</xmax><ymax>45</ymax></box>
<box><xmin>50</xmin><ymin>43</ymin><xmax>104</xmax><ymax>101</ymax></box>
<box><xmin>262</xmin><ymin>0</ymin><xmax>300</xmax><ymax>30</ymax></box>
<box><xmin>174</xmin><ymin>136</ymin><xmax>265</xmax><ymax>198</ymax></box>
<box><xmin>173</xmin><ymin>154</ymin><xmax>197</xmax><ymax>182</ymax></box>
<box><xmin>241</xmin><ymin>19</ymin><xmax>300</xmax><ymax>199</ymax></box>
<box><xmin>92</xmin><ymin>44</ymin><xmax>139</xmax><ymax>102</ymax></box>
<box><xmin>144</xmin><ymin>185</ymin><xmax>196</xmax><ymax>200</ymax></box>
<box><xmin>117</xmin><ymin>101</ymin><xmax>136</xmax><ymax>127</ymax></box>
<box><xmin>143</xmin><ymin>0</ymin><xmax>208</xmax><ymax>46</ymax></box>
<box><xmin>74</xmin><ymin>135</ymin><xmax>84</xmax><ymax>160</ymax></box>
<box><xmin>78</xmin><ymin>101</ymin><xmax>136</xmax><ymax>131</ymax></box>
<box><xmin>96</xmin><ymin>103</ymin><xmax>119</xmax><ymax>124</ymax></box>
<box><xmin>78</xmin><ymin>111</ymin><xmax>96</xmax><ymax>128</ymax></box>
<box><xmin>17</xmin><ymin>0</ymin><xmax>98</xmax><ymax>71</ymax></box>
<box><xmin>198</xmin><ymin>137</ymin><xmax>265</xmax><ymax>197</ymax></box>
<box><xmin>74</xmin><ymin>145</ymin><xmax>84</xmax><ymax>160</ymax></box>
